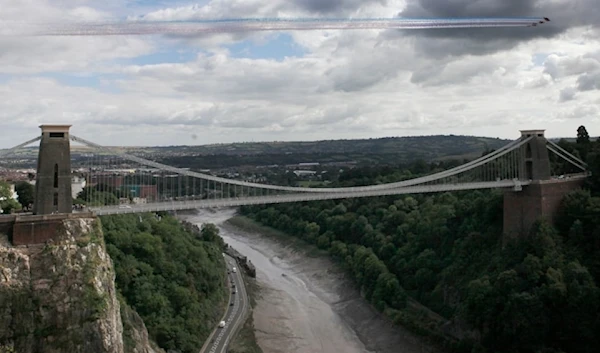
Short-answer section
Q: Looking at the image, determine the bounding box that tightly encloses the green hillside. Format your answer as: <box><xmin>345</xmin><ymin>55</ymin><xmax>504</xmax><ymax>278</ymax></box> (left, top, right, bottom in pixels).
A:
<box><xmin>2</xmin><ymin>135</ymin><xmax>510</xmax><ymax>169</ymax></box>
<box><xmin>155</xmin><ymin>135</ymin><xmax>510</xmax><ymax>170</ymax></box>
<box><xmin>152</xmin><ymin>135</ymin><xmax>508</xmax><ymax>158</ymax></box>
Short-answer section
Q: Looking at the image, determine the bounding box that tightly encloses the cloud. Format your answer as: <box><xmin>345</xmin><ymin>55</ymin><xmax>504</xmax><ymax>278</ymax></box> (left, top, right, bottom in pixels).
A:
<box><xmin>576</xmin><ymin>71</ymin><xmax>600</xmax><ymax>91</ymax></box>
<box><xmin>556</xmin><ymin>104</ymin><xmax>600</xmax><ymax>120</ymax></box>
<box><xmin>0</xmin><ymin>37</ymin><xmax>154</xmax><ymax>74</ymax></box>
<box><xmin>521</xmin><ymin>74</ymin><xmax>552</xmax><ymax>89</ymax></box>
<box><xmin>0</xmin><ymin>1</ymin><xmax>154</xmax><ymax>74</ymax></box>
<box><xmin>1</xmin><ymin>0</ymin><xmax>599</xmax><ymax>148</ymax></box>
<box><xmin>411</xmin><ymin>56</ymin><xmax>500</xmax><ymax>86</ymax></box>
<box><xmin>290</xmin><ymin>0</ymin><xmax>388</xmax><ymax>14</ymax></box>
<box><xmin>543</xmin><ymin>49</ymin><xmax>600</xmax><ymax>96</ymax></box>
<box><xmin>134</xmin><ymin>0</ymin><xmax>391</xmax><ymax>19</ymax></box>
<box><xmin>543</xmin><ymin>52</ymin><xmax>600</xmax><ymax>80</ymax></box>
<box><xmin>559</xmin><ymin>87</ymin><xmax>577</xmax><ymax>102</ymax></box>
<box><xmin>395</xmin><ymin>0</ymin><xmax>600</xmax><ymax>58</ymax></box>
<box><xmin>125</xmin><ymin>1</ymin><xmax>291</xmax><ymax>48</ymax></box>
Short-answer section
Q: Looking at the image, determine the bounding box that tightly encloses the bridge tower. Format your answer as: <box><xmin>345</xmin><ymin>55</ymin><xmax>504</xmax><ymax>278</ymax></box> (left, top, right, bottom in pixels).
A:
<box><xmin>503</xmin><ymin>130</ymin><xmax>583</xmax><ymax>239</ymax></box>
<box><xmin>8</xmin><ymin>125</ymin><xmax>95</xmax><ymax>246</ymax></box>
<box><xmin>33</xmin><ymin>125</ymin><xmax>73</xmax><ymax>215</ymax></box>
<box><xmin>518</xmin><ymin>130</ymin><xmax>551</xmax><ymax>181</ymax></box>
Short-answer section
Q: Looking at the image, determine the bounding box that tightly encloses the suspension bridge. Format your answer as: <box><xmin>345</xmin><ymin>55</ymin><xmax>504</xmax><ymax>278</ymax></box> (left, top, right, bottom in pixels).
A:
<box><xmin>0</xmin><ymin>127</ymin><xmax>589</xmax><ymax>219</ymax></box>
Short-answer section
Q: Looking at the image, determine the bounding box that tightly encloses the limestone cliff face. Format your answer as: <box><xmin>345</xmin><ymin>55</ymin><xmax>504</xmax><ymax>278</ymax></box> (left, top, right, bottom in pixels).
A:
<box><xmin>0</xmin><ymin>217</ymin><xmax>124</xmax><ymax>353</ymax></box>
<box><xmin>121</xmin><ymin>302</ymin><xmax>165</xmax><ymax>353</ymax></box>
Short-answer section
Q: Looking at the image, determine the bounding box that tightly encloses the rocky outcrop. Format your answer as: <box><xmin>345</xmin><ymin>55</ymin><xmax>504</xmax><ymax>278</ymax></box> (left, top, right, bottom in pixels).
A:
<box><xmin>121</xmin><ymin>301</ymin><xmax>165</xmax><ymax>353</ymax></box>
<box><xmin>0</xmin><ymin>217</ymin><xmax>127</xmax><ymax>353</ymax></box>
<box><xmin>180</xmin><ymin>220</ymin><xmax>201</xmax><ymax>236</ymax></box>
<box><xmin>225</xmin><ymin>245</ymin><xmax>256</xmax><ymax>278</ymax></box>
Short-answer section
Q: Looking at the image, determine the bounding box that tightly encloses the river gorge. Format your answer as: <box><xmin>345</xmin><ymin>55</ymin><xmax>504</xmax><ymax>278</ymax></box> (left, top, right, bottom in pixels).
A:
<box><xmin>184</xmin><ymin>208</ymin><xmax>437</xmax><ymax>353</ymax></box>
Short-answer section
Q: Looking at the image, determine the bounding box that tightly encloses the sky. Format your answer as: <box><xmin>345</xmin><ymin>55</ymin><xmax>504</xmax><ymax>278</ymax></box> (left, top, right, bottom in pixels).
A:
<box><xmin>0</xmin><ymin>0</ymin><xmax>599</xmax><ymax>148</ymax></box>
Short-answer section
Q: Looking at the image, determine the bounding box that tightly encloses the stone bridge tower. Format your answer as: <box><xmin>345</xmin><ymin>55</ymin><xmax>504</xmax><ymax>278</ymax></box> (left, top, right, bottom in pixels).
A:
<box><xmin>503</xmin><ymin>130</ymin><xmax>583</xmax><ymax>239</ymax></box>
<box><xmin>33</xmin><ymin>125</ymin><xmax>73</xmax><ymax>215</ymax></box>
<box><xmin>518</xmin><ymin>130</ymin><xmax>551</xmax><ymax>181</ymax></box>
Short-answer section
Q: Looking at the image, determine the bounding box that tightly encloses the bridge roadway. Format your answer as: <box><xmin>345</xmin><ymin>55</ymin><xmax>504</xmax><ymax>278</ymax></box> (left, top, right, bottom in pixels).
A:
<box><xmin>200</xmin><ymin>254</ymin><xmax>249</xmax><ymax>353</ymax></box>
<box><xmin>91</xmin><ymin>179</ymin><xmax>530</xmax><ymax>215</ymax></box>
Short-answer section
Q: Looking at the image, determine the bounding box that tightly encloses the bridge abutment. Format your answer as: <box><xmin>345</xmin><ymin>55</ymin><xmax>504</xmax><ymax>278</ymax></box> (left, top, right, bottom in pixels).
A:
<box><xmin>2</xmin><ymin>213</ymin><xmax>96</xmax><ymax>245</ymax></box>
<box><xmin>503</xmin><ymin>178</ymin><xmax>584</xmax><ymax>239</ymax></box>
<box><xmin>503</xmin><ymin>130</ymin><xmax>583</xmax><ymax>239</ymax></box>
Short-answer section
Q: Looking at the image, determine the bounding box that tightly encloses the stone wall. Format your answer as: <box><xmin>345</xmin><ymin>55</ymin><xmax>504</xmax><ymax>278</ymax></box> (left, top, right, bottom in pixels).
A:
<box><xmin>1</xmin><ymin>212</ymin><xmax>96</xmax><ymax>246</ymax></box>
<box><xmin>0</xmin><ymin>217</ymin><xmax>15</xmax><ymax>240</ymax></box>
<box><xmin>12</xmin><ymin>219</ymin><xmax>64</xmax><ymax>245</ymax></box>
<box><xmin>503</xmin><ymin>178</ymin><xmax>584</xmax><ymax>239</ymax></box>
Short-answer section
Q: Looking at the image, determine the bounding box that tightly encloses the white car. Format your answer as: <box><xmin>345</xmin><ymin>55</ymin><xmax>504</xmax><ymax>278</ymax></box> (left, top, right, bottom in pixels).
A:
<box><xmin>218</xmin><ymin>321</ymin><xmax>226</xmax><ymax>328</ymax></box>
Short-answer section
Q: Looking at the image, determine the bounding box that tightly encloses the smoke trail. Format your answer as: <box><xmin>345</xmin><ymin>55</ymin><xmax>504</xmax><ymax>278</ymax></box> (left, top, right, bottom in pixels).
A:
<box><xmin>1</xmin><ymin>17</ymin><xmax>550</xmax><ymax>36</ymax></box>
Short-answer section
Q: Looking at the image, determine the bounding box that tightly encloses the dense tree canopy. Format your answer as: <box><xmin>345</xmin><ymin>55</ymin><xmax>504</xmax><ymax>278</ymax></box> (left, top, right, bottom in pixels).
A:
<box><xmin>240</xmin><ymin>127</ymin><xmax>600</xmax><ymax>353</ymax></box>
<box><xmin>101</xmin><ymin>213</ymin><xmax>227</xmax><ymax>353</ymax></box>
<box><xmin>14</xmin><ymin>181</ymin><xmax>34</xmax><ymax>209</ymax></box>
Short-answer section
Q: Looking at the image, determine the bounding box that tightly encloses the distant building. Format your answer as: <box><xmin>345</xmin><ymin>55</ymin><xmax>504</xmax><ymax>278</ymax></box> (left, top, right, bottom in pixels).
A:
<box><xmin>88</xmin><ymin>175</ymin><xmax>124</xmax><ymax>188</ymax></box>
<box><xmin>0</xmin><ymin>170</ymin><xmax>31</xmax><ymax>182</ymax></box>
<box><xmin>9</xmin><ymin>184</ymin><xmax>18</xmax><ymax>200</ymax></box>
<box><xmin>120</xmin><ymin>185</ymin><xmax>158</xmax><ymax>201</ymax></box>
<box><xmin>132</xmin><ymin>197</ymin><xmax>147</xmax><ymax>204</ymax></box>
<box><xmin>293</xmin><ymin>170</ymin><xmax>317</xmax><ymax>177</ymax></box>
<box><xmin>71</xmin><ymin>176</ymin><xmax>86</xmax><ymax>199</ymax></box>
<box><xmin>298</xmin><ymin>162</ymin><xmax>319</xmax><ymax>168</ymax></box>
<box><xmin>105</xmin><ymin>168</ymin><xmax>136</xmax><ymax>174</ymax></box>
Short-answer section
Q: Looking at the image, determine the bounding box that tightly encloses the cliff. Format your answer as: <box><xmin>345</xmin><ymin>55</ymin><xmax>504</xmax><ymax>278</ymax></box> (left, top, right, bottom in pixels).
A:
<box><xmin>121</xmin><ymin>300</ymin><xmax>165</xmax><ymax>353</ymax></box>
<box><xmin>0</xmin><ymin>216</ymin><xmax>160</xmax><ymax>353</ymax></box>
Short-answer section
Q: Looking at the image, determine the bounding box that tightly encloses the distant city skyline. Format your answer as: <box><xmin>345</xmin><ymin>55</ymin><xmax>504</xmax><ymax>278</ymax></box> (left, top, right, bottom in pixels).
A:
<box><xmin>1</xmin><ymin>0</ymin><xmax>599</xmax><ymax>148</ymax></box>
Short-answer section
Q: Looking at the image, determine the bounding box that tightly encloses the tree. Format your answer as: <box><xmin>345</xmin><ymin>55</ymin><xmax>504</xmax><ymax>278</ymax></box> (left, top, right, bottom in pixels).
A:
<box><xmin>576</xmin><ymin>126</ymin><xmax>592</xmax><ymax>161</ymax></box>
<box><xmin>0</xmin><ymin>181</ymin><xmax>11</xmax><ymax>200</ymax></box>
<box><xmin>14</xmin><ymin>181</ymin><xmax>34</xmax><ymax>209</ymax></box>
<box><xmin>0</xmin><ymin>181</ymin><xmax>21</xmax><ymax>214</ymax></box>
<box><xmin>577</xmin><ymin>125</ymin><xmax>590</xmax><ymax>145</ymax></box>
<box><xmin>103</xmin><ymin>214</ymin><xmax>227</xmax><ymax>353</ymax></box>
<box><xmin>200</xmin><ymin>223</ymin><xmax>220</xmax><ymax>243</ymax></box>
<box><xmin>240</xmin><ymin>154</ymin><xmax>600</xmax><ymax>353</ymax></box>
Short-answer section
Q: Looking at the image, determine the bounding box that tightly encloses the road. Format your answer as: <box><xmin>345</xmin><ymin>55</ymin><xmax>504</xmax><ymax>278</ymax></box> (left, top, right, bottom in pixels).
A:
<box><xmin>200</xmin><ymin>254</ymin><xmax>249</xmax><ymax>353</ymax></box>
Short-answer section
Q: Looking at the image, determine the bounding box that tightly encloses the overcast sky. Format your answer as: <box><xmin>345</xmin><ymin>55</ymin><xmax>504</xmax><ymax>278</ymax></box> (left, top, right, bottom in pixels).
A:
<box><xmin>1</xmin><ymin>0</ymin><xmax>599</xmax><ymax>148</ymax></box>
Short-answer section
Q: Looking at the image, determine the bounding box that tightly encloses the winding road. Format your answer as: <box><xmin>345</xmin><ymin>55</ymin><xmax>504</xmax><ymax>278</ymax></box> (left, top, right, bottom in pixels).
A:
<box><xmin>200</xmin><ymin>254</ymin><xmax>249</xmax><ymax>353</ymax></box>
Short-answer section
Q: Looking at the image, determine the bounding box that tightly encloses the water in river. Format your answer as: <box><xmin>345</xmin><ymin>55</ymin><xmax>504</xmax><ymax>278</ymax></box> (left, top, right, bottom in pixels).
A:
<box><xmin>184</xmin><ymin>209</ymin><xmax>437</xmax><ymax>353</ymax></box>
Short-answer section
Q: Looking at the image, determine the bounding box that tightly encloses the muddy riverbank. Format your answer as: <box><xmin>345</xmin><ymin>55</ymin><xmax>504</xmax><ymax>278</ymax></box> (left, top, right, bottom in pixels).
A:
<box><xmin>183</xmin><ymin>209</ymin><xmax>439</xmax><ymax>353</ymax></box>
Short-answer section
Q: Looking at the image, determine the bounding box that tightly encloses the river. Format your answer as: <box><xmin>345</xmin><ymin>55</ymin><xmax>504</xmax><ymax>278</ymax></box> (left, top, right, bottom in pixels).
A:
<box><xmin>184</xmin><ymin>208</ymin><xmax>437</xmax><ymax>353</ymax></box>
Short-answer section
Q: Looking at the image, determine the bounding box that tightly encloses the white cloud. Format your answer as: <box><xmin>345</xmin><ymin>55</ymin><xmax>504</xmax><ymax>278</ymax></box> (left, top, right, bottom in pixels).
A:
<box><xmin>0</xmin><ymin>1</ymin><xmax>154</xmax><ymax>74</ymax></box>
<box><xmin>0</xmin><ymin>36</ymin><xmax>154</xmax><ymax>74</ymax></box>
<box><xmin>1</xmin><ymin>0</ymin><xmax>600</xmax><ymax>149</ymax></box>
<box><xmin>555</xmin><ymin>104</ymin><xmax>600</xmax><ymax>121</ymax></box>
